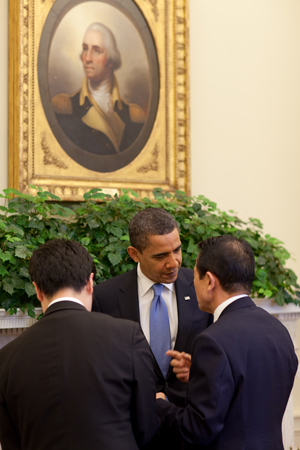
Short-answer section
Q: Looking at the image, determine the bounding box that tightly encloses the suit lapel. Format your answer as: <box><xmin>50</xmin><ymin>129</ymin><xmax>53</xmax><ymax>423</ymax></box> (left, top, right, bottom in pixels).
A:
<box><xmin>117</xmin><ymin>268</ymin><xmax>140</xmax><ymax>322</ymax></box>
<box><xmin>118</xmin><ymin>268</ymin><xmax>164</xmax><ymax>379</ymax></box>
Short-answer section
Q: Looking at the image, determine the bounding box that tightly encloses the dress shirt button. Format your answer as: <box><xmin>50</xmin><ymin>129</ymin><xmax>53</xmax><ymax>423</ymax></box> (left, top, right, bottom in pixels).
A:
<box><xmin>165</xmin><ymin>382</ymin><xmax>169</xmax><ymax>389</ymax></box>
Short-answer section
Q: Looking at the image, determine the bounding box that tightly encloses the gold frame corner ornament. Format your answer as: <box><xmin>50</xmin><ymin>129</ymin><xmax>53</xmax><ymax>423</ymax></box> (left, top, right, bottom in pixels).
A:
<box><xmin>9</xmin><ymin>0</ymin><xmax>190</xmax><ymax>200</ymax></box>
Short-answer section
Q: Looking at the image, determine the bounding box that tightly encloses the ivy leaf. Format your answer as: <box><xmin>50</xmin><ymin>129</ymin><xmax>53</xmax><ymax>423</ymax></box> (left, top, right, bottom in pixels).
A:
<box><xmin>28</xmin><ymin>220</ymin><xmax>45</xmax><ymax>231</ymax></box>
<box><xmin>187</xmin><ymin>239</ymin><xmax>197</xmax><ymax>254</ymax></box>
<box><xmin>108</xmin><ymin>253</ymin><xmax>123</xmax><ymax>266</ymax></box>
<box><xmin>0</xmin><ymin>250</ymin><xmax>14</xmax><ymax>262</ymax></box>
<box><xmin>10</xmin><ymin>276</ymin><xmax>25</xmax><ymax>290</ymax></box>
<box><xmin>3</xmin><ymin>188</ymin><xmax>23</xmax><ymax>196</ymax></box>
<box><xmin>86</xmin><ymin>217</ymin><xmax>98</xmax><ymax>229</ymax></box>
<box><xmin>27</xmin><ymin>307</ymin><xmax>36</xmax><ymax>319</ymax></box>
<box><xmin>0</xmin><ymin>266</ymin><xmax>9</xmax><ymax>276</ymax></box>
<box><xmin>7</xmin><ymin>224</ymin><xmax>24</xmax><ymax>236</ymax></box>
<box><xmin>109</xmin><ymin>227</ymin><xmax>123</xmax><ymax>238</ymax></box>
<box><xmin>15</xmin><ymin>246</ymin><xmax>31</xmax><ymax>259</ymax></box>
<box><xmin>20</xmin><ymin>266</ymin><xmax>31</xmax><ymax>279</ymax></box>
<box><xmin>256</xmin><ymin>256</ymin><xmax>266</xmax><ymax>266</ymax></box>
<box><xmin>0</xmin><ymin>219</ymin><xmax>7</xmax><ymax>230</ymax></box>
<box><xmin>245</xmin><ymin>237</ymin><xmax>259</xmax><ymax>250</ymax></box>
<box><xmin>257</xmin><ymin>269</ymin><xmax>267</xmax><ymax>280</ymax></box>
<box><xmin>196</xmin><ymin>225</ymin><xmax>205</xmax><ymax>235</ymax></box>
<box><xmin>275</xmin><ymin>290</ymin><xmax>285</xmax><ymax>306</ymax></box>
<box><xmin>3</xmin><ymin>282</ymin><xmax>14</xmax><ymax>295</ymax></box>
<box><xmin>264</xmin><ymin>289</ymin><xmax>273</xmax><ymax>298</ymax></box>
<box><xmin>80</xmin><ymin>237</ymin><xmax>90</xmax><ymax>246</ymax></box>
<box><xmin>25</xmin><ymin>282</ymin><xmax>36</xmax><ymax>297</ymax></box>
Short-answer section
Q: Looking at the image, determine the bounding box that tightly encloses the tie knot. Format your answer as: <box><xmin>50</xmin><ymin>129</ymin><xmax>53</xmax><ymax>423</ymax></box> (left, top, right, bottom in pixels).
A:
<box><xmin>152</xmin><ymin>283</ymin><xmax>164</xmax><ymax>297</ymax></box>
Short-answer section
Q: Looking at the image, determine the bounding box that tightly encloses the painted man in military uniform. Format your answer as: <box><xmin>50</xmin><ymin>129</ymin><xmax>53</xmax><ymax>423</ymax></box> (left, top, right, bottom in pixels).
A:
<box><xmin>51</xmin><ymin>23</ymin><xmax>146</xmax><ymax>156</ymax></box>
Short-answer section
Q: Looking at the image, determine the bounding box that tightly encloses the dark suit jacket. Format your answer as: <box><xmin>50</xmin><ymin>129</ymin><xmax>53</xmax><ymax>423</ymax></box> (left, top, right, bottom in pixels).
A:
<box><xmin>0</xmin><ymin>301</ymin><xmax>160</xmax><ymax>450</ymax></box>
<box><xmin>92</xmin><ymin>267</ymin><xmax>213</xmax><ymax>407</ymax></box>
<box><xmin>156</xmin><ymin>296</ymin><xmax>299</xmax><ymax>450</ymax></box>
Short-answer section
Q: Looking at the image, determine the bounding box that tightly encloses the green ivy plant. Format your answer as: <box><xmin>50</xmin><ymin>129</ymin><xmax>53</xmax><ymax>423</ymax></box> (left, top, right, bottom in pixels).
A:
<box><xmin>0</xmin><ymin>187</ymin><xmax>73</xmax><ymax>317</ymax></box>
<box><xmin>0</xmin><ymin>187</ymin><xmax>299</xmax><ymax>317</ymax></box>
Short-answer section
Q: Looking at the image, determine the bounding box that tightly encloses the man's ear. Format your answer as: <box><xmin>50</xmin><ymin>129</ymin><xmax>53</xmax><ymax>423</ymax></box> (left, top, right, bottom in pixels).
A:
<box><xmin>32</xmin><ymin>282</ymin><xmax>44</xmax><ymax>303</ymax></box>
<box><xmin>86</xmin><ymin>273</ymin><xmax>94</xmax><ymax>295</ymax></box>
<box><xmin>127</xmin><ymin>246</ymin><xmax>140</xmax><ymax>263</ymax></box>
<box><xmin>206</xmin><ymin>271</ymin><xmax>217</xmax><ymax>292</ymax></box>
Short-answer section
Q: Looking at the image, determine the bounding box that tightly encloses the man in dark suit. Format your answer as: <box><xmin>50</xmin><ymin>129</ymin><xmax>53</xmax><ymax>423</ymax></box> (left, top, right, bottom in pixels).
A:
<box><xmin>0</xmin><ymin>239</ymin><xmax>160</xmax><ymax>450</ymax></box>
<box><xmin>92</xmin><ymin>208</ymin><xmax>213</xmax><ymax>449</ymax></box>
<box><xmin>156</xmin><ymin>235</ymin><xmax>298</xmax><ymax>450</ymax></box>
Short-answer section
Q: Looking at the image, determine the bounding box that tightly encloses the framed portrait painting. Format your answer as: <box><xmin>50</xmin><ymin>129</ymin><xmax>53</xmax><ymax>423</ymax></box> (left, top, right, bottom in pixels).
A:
<box><xmin>9</xmin><ymin>0</ymin><xmax>190</xmax><ymax>200</ymax></box>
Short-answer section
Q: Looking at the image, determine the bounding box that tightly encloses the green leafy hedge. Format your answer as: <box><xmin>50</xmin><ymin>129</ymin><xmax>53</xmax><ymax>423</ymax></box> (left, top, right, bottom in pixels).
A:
<box><xmin>0</xmin><ymin>186</ymin><xmax>299</xmax><ymax>317</ymax></box>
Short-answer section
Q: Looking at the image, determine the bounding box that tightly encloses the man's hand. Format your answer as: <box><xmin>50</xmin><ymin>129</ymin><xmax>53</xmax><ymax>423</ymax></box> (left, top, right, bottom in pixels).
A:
<box><xmin>156</xmin><ymin>392</ymin><xmax>166</xmax><ymax>400</ymax></box>
<box><xmin>166</xmin><ymin>350</ymin><xmax>191</xmax><ymax>383</ymax></box>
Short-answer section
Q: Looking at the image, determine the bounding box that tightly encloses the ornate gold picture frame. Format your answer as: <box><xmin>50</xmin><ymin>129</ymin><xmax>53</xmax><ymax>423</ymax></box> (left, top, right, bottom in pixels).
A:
<box><xmin>9</xmin><ymin>0</ymin><xmax>190</xmax><ymax>200</ymax></box>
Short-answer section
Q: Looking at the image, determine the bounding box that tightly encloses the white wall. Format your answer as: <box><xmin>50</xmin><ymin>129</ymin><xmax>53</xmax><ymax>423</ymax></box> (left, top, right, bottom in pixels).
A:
<box><xmin>190</xmin><ymin>0</ymin><xmax>300</xmax><ymax>278</ymax></box>
<box><xmin>0</xmin><ymin>0</ymin><xmax>299</xmax><ymax>425</ymax></box>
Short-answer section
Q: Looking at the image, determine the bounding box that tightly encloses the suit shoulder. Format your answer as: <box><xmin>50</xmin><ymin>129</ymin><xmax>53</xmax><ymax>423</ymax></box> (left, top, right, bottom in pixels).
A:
<box><xmin>178</xmin><ymin>267</ymin><xmax>194</xmax><ymax>281</ymax></box>
<box><xmin>94</xmin><ymin>269</ymin><xmax>136</xmax><ymax>291</ymax></box>
<box><xmin>51</xmin><ymin>90</ymin><xmax>80</xmax><ymax>115</ymax></box>
<box><xmin>90</xmin><ymin>311</ymin><xmax>140</xmax><ymax>334</ymax></box>
<box><xmin>179</xmin><ymin>267</ymin><xmax>193</xmax><ymax>275</ymax></box>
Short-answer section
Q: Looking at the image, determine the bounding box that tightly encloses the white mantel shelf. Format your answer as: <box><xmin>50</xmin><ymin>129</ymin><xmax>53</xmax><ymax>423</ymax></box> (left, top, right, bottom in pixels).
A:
<box><xmin>0</xmin><ymin>308</ymin><xmax>42</xmax><ymax>351</ymax></box>
<box><xmin>0</xmin><ymin>308</ymin><xmax>42</xmax><ymax>329</ymax></box>
<box><xmin>255</xmin><ymin>297</ymin><xmax>300</xmax><ymax>316</ymax></box>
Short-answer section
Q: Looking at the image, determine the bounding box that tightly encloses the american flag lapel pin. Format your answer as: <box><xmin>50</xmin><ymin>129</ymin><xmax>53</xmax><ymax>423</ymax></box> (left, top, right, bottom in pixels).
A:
<box><xmin>184</xmin><ymin>296</ymin><xmax>190</xmax><ymax>301</ymax></box>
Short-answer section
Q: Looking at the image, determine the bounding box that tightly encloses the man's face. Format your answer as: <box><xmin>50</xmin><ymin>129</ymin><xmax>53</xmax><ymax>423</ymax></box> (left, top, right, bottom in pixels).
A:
<box><xmin>193</xmin><ymin>263</ymin><xmax>212</xmax><ymax>313</ymax></box>
<box><xmin>129</xmin><ymin>228</ymin><xmax>182</xmax><ymax>284</ymax></box>
<box><xmin>81</xmin><ymin>29</ymin><xmax>112</xmax><ymax>85</ymax></box>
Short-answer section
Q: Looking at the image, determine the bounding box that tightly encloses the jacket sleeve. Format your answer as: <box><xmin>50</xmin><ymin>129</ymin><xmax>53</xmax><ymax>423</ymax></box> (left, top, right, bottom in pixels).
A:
<box><xmin>0</xmin><ymin>392</ymin><xmax>22</xmax><ymax>450</ymax></box>
<box><xmin>131</xmin><ymin>323</ymin><xmax>161</xmax><ymax>446</ymax></box>
<box><xmin>156</xmin><ymin>333</ymin><xmax>235</xmax><ymax>446</ymax></box>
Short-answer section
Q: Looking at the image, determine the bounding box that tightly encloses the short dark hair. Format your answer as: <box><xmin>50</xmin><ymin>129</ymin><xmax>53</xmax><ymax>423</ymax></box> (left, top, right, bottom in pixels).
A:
<box><xmin>196</xmin><ymin>235</ymin><xmax>255</xmax><ymax>294</ymax></box>
<box><xmin>128</xmin><ymin>208</ymin><xmax>179</xmax><ymax>252</ymax></box>
<box><xmin>29</xmin><ymin>239</ymin><xmax>96</xmax><ymax>297</ymax></box>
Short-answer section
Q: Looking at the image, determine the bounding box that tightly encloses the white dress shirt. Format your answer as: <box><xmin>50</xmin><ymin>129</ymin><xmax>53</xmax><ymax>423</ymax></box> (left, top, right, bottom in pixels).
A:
<box><xmin>47</xmin><ymin>297</ymin><xmax>84</xmax><ymax>310</ymax></box>
<box><xmin>137</xmin><ymin>263</ymin><xmax>178</xmax><ymax>349</ymax></box>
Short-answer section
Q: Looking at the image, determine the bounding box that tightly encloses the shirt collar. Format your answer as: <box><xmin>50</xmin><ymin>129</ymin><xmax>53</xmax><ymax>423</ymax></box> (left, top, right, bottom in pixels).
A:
<box><xmin>137</xmin><ymin>263</ymin><xmax>175</xmax><ymax>297</ymax></box>
<box><xmin>47</xmin><ymin>297</ymin><xmax>85</xmax><ymax>310</ymax></box>
<box><xmin>80</xmin><ymin>75</ymin><xmax>122</xmax><ymax>108</ymax></box>
<box><xmin>213</xmin><ymin>294</ymin><xmax>248</xmax><ymax>322</ymax></box>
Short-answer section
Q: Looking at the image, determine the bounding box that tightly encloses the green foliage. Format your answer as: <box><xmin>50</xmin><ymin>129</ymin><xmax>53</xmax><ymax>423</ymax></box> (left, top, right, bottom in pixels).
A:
<box><xmin>0</xmin><ymin>187</ymin><xmax>74</xmax><ymax>317</ymax></box>
<box><xmin>0</xmin><ymin>187</ymin><xmax>299</xmax><ymax>315</ymax></box>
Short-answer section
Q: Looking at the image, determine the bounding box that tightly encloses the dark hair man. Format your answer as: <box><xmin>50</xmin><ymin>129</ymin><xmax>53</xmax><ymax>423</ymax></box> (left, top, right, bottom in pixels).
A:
<box><xmin>156</xmin><ymin>235</ymin><xmax>298</xmax><ymax>450</ymax></box>
<box><xmin>92</xmin><ymin>208</ymin><xmax>213</xmax><ymax>450</ymax></box>
<box><xmin>0</xmin><ymin>239</ymin><xmax>159</xmax><ymax>450</ymax></box>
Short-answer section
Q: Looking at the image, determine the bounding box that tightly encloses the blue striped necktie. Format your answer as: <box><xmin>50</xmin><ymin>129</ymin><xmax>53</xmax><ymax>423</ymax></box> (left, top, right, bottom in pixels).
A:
<box><xmin>149</xmin><ymin>283</ymin><xmax>171</xmax><ymax>378</ymax></box>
